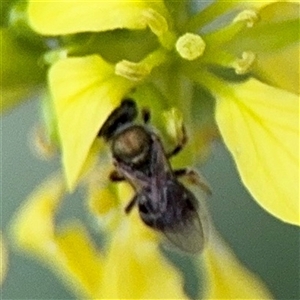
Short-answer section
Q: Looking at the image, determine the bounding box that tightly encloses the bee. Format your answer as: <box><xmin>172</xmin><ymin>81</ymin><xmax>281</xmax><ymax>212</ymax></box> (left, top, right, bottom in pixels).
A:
<box><xmin>98</xmin><ymin>99</ymin><xmax>210</xmax><ymax>253</ymax></box>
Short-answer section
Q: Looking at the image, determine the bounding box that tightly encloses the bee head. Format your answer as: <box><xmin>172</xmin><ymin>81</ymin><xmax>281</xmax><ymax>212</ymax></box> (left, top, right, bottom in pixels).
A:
<box><xmin>98</xmin><ymin>98</ymin><xmax>137</xmax><ymax>141</ymax></box>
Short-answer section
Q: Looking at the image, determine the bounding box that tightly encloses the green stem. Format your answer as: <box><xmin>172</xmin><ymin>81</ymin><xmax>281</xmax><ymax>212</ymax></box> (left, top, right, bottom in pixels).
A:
<box><xmin>183</xmin><ymin>66</ymin><xmax>232</xmax><ymax>100</ymax></box>
<box><xmin>200</xmin><ymin>47</ymin><xmax>236</xmax><ymax>68</ymax></box>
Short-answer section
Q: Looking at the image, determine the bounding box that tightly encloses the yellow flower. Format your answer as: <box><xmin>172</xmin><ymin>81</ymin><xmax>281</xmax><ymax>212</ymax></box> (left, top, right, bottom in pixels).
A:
<box><xmin>26</xmin><ymin>0</ymin><xmax>298</xmax><ymax>224</ymax></box>
<box><xmin>11</xmin><ymin>174</ymin><xmax>187</xmax><ymax>299</ymax></box>
<box><xmin>11</xmin><ymin>173</ymin><xmax>272</xmax><ymax>299</ymax></box>
<box><xmin>3</xmin><ymin>1</ymin><xmax>299</xmax><ymax>298</ymax></box>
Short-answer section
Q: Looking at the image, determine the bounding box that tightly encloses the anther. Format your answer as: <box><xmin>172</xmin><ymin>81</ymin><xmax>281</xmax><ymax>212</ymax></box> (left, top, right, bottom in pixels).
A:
<box><xmin>142</xmin><ymin>8</ymin><xmax>168</xmax><ymax>36</ymax></box>
<box><xmin>234</xmin><ymin>51</ymin><xmax>256</xmax><ymax>74</ymax></box>
<box><xmin>233</xmin><ymin>9</ymin><xmax>259</xmax><ymax>27</ymax></box>
<box><xmin>115</xmin><ymin>60</ymin><xmax>150</xmax><ymax>81</ymax></box>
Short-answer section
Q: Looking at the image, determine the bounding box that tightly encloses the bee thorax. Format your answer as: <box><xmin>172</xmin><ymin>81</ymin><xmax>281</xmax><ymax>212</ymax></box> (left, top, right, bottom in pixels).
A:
<box><xmin>112</xmin><ymin>126</ymin><xmax>151</xmax><ymax>165</ymax></box>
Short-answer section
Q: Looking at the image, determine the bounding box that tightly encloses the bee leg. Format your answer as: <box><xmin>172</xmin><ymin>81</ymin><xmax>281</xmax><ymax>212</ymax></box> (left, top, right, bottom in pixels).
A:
<box><xmin>125</xmin><ymin>195</ymin><xmax>137</xmax><ymax>214</ymax></box>
<box><xmin>167</xmin><ymin>125</ymin><xmax>188</xmax><ymax>158</ymax></box>
<box><xmin>141</xmin><ymin>107</ymin><xmax>151</xmax><ymax>124</ymax></box>
<box><xmin>174</xmin><ymin>168</ymin><xmax>212</xmax><ymax>195</ymax></box>
<box><xmin>109</xmin><ymin>170</ymin><xmax>125</xmax><ymax>182</ymax></box>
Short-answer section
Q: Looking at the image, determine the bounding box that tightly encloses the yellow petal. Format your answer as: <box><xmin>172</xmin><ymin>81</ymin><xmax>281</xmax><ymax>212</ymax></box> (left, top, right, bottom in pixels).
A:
<box><xmin>49</xmin><ymin>55</ymin><xmax>135</xmax><ymax>190</ymax></box>
<box><xmin>215</xmin><ymin>79</ymin><xmax>299</xmax><ymax>225</ymax></box>
<box><xmin>87</xmin><ymin>166</ymin><xmax>123</xmax><ymax>233</ymax></box>
<box><xmin>258</xmin><ymin>1</ymin><xmax>300</xmax><ymax>22</ymax></box>
<box><xmin>55</xmin><ymin>224</ymin><xmax>104</xmax><ymax>297</ymax></box>
<box><xmin>88</xmin><ymin>174</ymin><xmax>119</xmax><ymax>216</ymax></box>
<box><xmin>99</xmin><ymin>210</ymin><xmax>187</xmax><ymax>299</ymax></box>
<box><xmin>251</xmin><ymin>2</ymin><xmax>300</xmax><ymax>94</ymax></box>
<box><xmin>232</xmin><ymin>0</ymin><xmax>293</xmax><ymax>10</ymax></box>
<box><xmin>202</xmin><ymin>231</ymin><xmax>272</xmax><ymax>299</ymax></box>
<box><xmin>90</xmin><ymin>182</ymin><xmax>187</xmax><ymax>298</ymax></box>
<box><xmin>11</xmin><ymin>173</ymin><xmax>65</xmax><ymax>254</ymax></box>
<box><xmin>254</xmin><ymin>43</ymin><xmax>300</xmax><ymax>95</ymax></box>
<box><xmin>11</xmin><ymin>174</ymin><xmax>104</xmax><ymax>297</ymax></box>
<box><xmin>11</xmin><ymin>172</ymin><xmax>186</xmax><ymax>298</ymax></box>
<box><xmin>28</xmin><ymin>0</ymin><xmax>168</xmax><ymax>35</ymax></box>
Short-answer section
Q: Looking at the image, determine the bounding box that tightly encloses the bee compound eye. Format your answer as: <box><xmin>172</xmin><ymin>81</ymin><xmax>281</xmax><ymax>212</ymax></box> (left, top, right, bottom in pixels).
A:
<box><xmin>139</xmin><ymin>203</ymin><xmax>149</xmax><ymax>214</ymax></box>
<box><xmin>112</xmin><ymin>126</ymin><xmax>151</xmax><ymax>164</ymax></box>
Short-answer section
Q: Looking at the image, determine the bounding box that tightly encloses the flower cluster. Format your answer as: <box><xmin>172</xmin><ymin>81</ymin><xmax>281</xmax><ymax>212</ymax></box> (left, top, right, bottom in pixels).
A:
<box><xmin>2</xmin><ymin>0</ymin><xmax>299</xmax><ymax>298</ymax></box>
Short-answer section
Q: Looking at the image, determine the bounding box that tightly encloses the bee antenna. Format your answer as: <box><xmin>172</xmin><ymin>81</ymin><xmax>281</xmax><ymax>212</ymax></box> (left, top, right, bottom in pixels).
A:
<box><xmin>98</xmin><ymin>98</ymin><xmax>138</xmax><ymax>140</ymax></box>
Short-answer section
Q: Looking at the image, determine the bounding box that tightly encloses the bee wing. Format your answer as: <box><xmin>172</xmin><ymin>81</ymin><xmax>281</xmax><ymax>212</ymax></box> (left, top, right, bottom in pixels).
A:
<box><xmin>162</xmin><ymin>208</ymin><xmax>205</xmax><ymax>254</ymax></box>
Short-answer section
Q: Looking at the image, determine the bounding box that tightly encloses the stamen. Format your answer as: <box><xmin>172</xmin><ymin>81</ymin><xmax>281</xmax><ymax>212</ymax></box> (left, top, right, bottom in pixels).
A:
<box><xmin>115</xmin><ymin>49</ymin><xmax>167</xmax><ymax>81</ymax></box>
<box><xmin>233</xmin><ymin>9</ymin><xmax>259</xmax><ymax>28</ymax></box>
<box><xmin>142</xmin><ymin>8</ymin><xmax>175</xmax><ymax>49</ymax></box>
<box><xmin>163</xmin><ymin>108</ymin><xmax>184</xmax><ymax>143</ymax></box>
<box><xmin>234</xmin><ymin>51</ymin><xmax>256</xmax><ymax>75</ymax></box>
<box><xmin>142</xmin><ymin>8</ymin><xmax>168</xmax><ymax>36</ymax></box>
<box><xmin>115</xmin><ymin>60</ymin><xmax>150</xmax><ymax>81</ymax></box>
<box><xmin>176</xmin><ymin>33</ymin><xmax>206</xmax><ymax>61</ymax></box>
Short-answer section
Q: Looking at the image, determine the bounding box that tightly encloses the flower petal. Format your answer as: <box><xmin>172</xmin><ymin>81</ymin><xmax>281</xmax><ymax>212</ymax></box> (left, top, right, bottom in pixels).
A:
<box><xmin>215</xmin><ymin>79</ymin><xmax>299</xmax><ymax>225</ymax></box>
<box><xmin>254</xmin><ymin>43</ymin><xmax>300</xmax><ymax>95</ymax></box>
<box><xmin>89</xmin><ymin>181</ymin><xmax>187</xmax><ymax>298</ymax></box>
<box><xmin>54</xmin><ymin>224</ymin><xmax>104</xmax><ymax>297</ymax></box>
<box><xmin>99</xmin><ymin>210</ymin><xmax>187</xmax><ymax>299</ymax></box>
<box><xmin>202</xmin><ymin>231</ymin><xmax>272</xmax><ymax>299</ymax></box>
<box><xmin>49</xmin><ymin>55</ymin><xmax>135</xmax><ymax>190</ymax></box>
<box><xmin>251</xmin><ymin>2</ymin><xmax>300</xmax><ymax>94</ymax></box>
<box><xmin>86</xmin><ymin>181</ymin><xmax>187</xmax><ymax>298</ymax></box>
<box><xmin>230</xmin><ymin>0</ymin><xmax>293</xmax><ymax>10</ymax></box>
<box><xmin>11</xmin><ymin>174</ymin><xmax>104</xmax><ymax>297</ymax></box>
<box><xmin>228</xmin><ymin>3</ymin><xmax>299</xmax><ymax>54</ymax></box>
<box><xmin>11</xmin><ymin>173</ymin><xmax>186</xmax><ymax>298</ymax></box>
<box><xmin>11</xmin><ymin>174</ymin><xmax>65</xmax><ymax>254</ymax></box>
<box><xmin>28</xmin><ymin>0</ymin><xmax>168</xmax><ymax>35</ymax></box>
<box><xmin>87</xmin><ymin>166</ymin><xmax>123</xmax><ymax>233</ymax></box>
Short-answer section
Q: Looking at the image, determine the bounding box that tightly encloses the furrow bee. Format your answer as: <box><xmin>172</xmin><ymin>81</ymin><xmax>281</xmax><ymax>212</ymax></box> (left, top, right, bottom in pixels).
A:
<box><xmin>98</xmin><ymin>99</ymin><xmax>210</xmax><ymax>253</ymax></box>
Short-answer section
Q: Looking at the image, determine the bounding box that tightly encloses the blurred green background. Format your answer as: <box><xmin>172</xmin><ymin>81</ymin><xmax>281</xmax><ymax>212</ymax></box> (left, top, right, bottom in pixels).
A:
<box><xmin>1</xmin><ymin>99</ymin><xmax>299</xmax><ymax>299</ymax></box>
